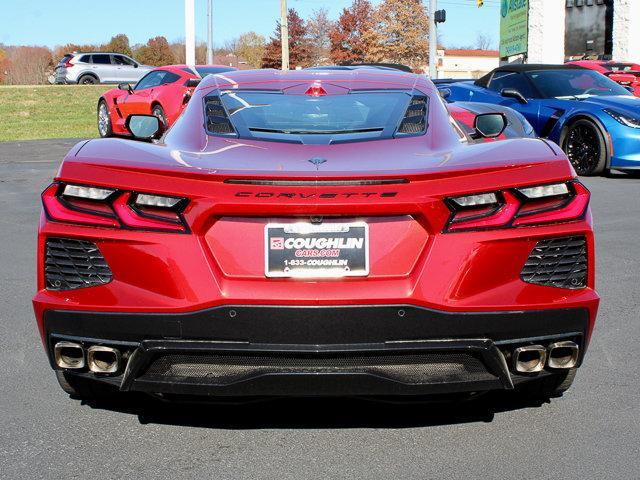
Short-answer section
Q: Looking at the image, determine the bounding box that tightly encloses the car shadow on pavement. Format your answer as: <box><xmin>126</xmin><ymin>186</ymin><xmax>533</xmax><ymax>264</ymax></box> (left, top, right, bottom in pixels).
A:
<box><xmin>79</xmin><ymin>391</ymin><xmax>553</xmax><ymax>429</ymax></box>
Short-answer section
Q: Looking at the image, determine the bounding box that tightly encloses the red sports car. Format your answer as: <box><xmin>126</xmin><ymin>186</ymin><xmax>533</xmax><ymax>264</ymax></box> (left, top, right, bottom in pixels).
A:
<box><xmin>97</xmin><ymin>64</ymin><xmax>236</xmax><ymax>137</ymax></box>
<box><xmin>567</xmin><ymin>60</ymin><xmax>640</xmax><ymax>96</ymax></box>
<box><xmin>36</xmin><ymin>68</ymin><xmax>598</xmax><ymax>402</ymax></box>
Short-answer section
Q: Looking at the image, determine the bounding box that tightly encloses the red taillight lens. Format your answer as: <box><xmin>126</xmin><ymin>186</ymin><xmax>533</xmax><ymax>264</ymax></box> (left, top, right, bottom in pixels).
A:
<box><xmin>444</xmin><ymin>181</ymin><xmax>589</xmax><ymax>232</ymax></box>
<box><xmin>64</xmin><ymin>58</ymin><xmax>73</xmax><ymax>68</ymax></box>
<box><xmin>42</xmin><ymin>183</ymin><xmax>188</xmax><ymax>233</ymax></box>
<box><xmin>42</xmin><ymin>184</ymin><xmax>119</xmax><ymax>228</ymax></box>
<box><xmin>113</xmin><ymin>193</ymin><xmax>186</xmax><ymax>232</ymax></box>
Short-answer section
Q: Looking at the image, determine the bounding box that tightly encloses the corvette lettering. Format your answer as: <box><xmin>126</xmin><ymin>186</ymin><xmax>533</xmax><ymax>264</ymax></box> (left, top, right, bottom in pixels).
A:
<box><xmin>235</xmin><ymin>191</ymin><xmax>397</xmax><ymax>199</ymax></box>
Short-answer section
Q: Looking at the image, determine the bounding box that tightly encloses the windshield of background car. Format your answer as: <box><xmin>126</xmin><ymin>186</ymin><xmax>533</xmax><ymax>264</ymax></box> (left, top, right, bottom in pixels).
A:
<box><xmin>527</xmin><ymin>69</ymin><xmax>631</xmax><ymax>98</ymax></box>
<box><xmin>212</xmin><ymin>91</ymin><xmax>422</xmax><ymax>143</ymax></box>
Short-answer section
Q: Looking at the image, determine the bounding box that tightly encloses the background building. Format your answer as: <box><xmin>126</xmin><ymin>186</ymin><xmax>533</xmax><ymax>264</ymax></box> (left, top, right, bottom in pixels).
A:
<box><xmin>436</xmin><ymin>49</ymin><xmax>499</xmax><ymax>79</ymax></box>
<box><xmin>501</xmin><ymin>0</ymin><xmax>640</xmax><ymax>64</ymax></box>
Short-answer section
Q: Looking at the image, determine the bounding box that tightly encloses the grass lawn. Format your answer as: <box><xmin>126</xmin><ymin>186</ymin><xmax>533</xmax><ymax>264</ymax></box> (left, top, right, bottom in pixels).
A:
<box><xmin>0</xmin><ymin>85</ymin><xmax>111</xmax><ymax>142</ymax></box>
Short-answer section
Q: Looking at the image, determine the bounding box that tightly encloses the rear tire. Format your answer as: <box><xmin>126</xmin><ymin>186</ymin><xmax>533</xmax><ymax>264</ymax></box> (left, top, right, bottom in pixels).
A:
<box><xmin>78</xmin><ymin>74</ymin><xmax>98</xmax><ymax>85</ymax></box>
<box><xmin>561</xmin><ymin>119</ymin><xmax>607</xmax><ymax>176</ymax></box>
<box><xmin>152</xmin><ymin>104</ymin><xmax>167</xmax><ymax>128</ymax></box>
<box><xmin>97</xmin><ymin>99</ymin><xmax>113</xmax><ymax>138</ymax></box>
<box><xmin>516</xmin><ymin>368</ymin><xmax>577</xmax><ymax>399</ymax></box>
<box><xmin>55</xmin><ymin>370</ymin><xmax>118</xmax><ymax>401</ymax></box>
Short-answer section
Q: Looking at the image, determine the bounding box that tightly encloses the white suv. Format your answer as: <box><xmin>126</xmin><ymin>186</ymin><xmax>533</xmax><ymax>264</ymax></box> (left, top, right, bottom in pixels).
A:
<box><xmin>55</xmin><ymin>52</ymin><xmax>153</xmax><ymax>85</ymax></box>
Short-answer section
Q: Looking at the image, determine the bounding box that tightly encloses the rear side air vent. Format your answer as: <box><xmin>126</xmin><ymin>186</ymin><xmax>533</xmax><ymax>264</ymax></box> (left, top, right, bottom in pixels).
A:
<box><xmin>521</xmin><ymin>236</ymin><xmax>587</xmax><ymax>289</ymax></box>
<box><xmin>204</xmin><ymin>95</ymin><xmax>235</xmax><ymax>135</ymax></box>
<box><xmin>45</xmin><ymin>238</ymin><xmax>112</xmax><ymax>290</ymax></box>
<box><xmin>397</xmin><ymin>95</ymin><xmax>428</xmax><ymax>135</ymax></box>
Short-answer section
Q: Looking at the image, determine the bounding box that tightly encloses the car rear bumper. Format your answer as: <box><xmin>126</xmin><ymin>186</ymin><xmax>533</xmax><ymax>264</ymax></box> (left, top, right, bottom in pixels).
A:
<box><xmin>44</xmin><ymin>305</ymin><xmax>590</xmax><ymax>397</ymax></box>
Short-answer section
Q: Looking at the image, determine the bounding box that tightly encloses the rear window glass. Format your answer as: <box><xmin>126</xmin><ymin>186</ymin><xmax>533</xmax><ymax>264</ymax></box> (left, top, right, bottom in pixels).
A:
<box><xmin>217</xmin><ymin>91</ymin><xmax>414</xmax><ymax>141</ymax></box>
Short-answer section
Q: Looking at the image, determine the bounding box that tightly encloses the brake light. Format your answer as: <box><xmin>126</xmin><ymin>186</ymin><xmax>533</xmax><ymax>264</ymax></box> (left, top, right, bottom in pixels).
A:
<box><xmin>445</xmin><ymin>181</ymin><xmax>589</xmax><ymax>232</ymax></box>
<box><xmin>113</xmin><ymin>193</ymin><xmax>185</xmax><ymax>232</ymax></box>
<box><xmin>41</xmin><ymin>183</ymin><xmax>188</xmax><ymax>233</ymax></box>
<box><xmin>65</xmin><ymin>57</ymin><xmax>73</xmax><ymax>68</ymax></box>
<box><xmin>305</xmin><ymin>83</ymin><xmax>327</xmax><ymax>97</ymax></box>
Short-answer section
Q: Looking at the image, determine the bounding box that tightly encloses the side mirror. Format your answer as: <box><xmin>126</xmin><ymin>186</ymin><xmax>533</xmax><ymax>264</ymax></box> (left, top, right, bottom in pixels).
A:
<box><xmin>133</xmin><ymin>63</ymin><xmax>138</xmax><ymax>68</ymax></box>
<box><xmin>473</xmin><ymin>112</ymin><xmax>507</xmax><ymax>139</ymax></box>
<box><xmin>125</xmin><ymin>114</ymin><xmax>164</xmax><ymax>141</ymax></box>
<box><xmin>439</xmin><ymin>88</ymin><xmax>451</xmax><ymax>99</ymax></box>
<box><xmin>185</xmin><ymin>78</ymin><xmax>201</xmax><ymax>88</ymax></box>
<box><xmin>118</xmin><ymin>83</ymin><xmax>133</xmax><ymax>94</ymax></box>
<box><xmin>501</xmin><ymin>88</ymin><xmax>528</xmax><ymax>104</ymax></box>
<box><xmin>625</xmin><ymin>86</ymin><xmax>634</xmax><ymax>93</ymax></box>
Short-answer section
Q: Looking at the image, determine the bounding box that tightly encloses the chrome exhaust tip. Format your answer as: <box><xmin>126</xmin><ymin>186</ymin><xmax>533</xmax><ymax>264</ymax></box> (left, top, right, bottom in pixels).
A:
<box><xmin>87</xmin><ymin>346</ymin><xmax>121</xmax><ymax>374</ymax></box>
<box><xmin>547</xmin><ymin>341</ymin><xmax>579</xmax><ymax>369</ymax></box>
<box><xmin>54</xmin><ymin>341</ymin><xmax>85</xmax><ymax>369</ymax></box>
<box><xmin>513</xmin><ymin>345</ymin><xmax>546</xmax><ymax>373</ymax></box>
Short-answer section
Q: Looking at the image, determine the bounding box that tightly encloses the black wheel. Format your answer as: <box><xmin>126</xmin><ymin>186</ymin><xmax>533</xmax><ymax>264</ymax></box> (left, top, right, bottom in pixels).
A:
<box><xmin>55</xmin><ymin>370</ymin><xmax>118</xmax><ymax>400</ymax></box>
<box><xmin>152</xmin><ymin>104</ymin><xmax>167</xmax><ymax>128</ymax></box>
<box><xmin>562</xmin><ymin>119</ymin><xmax>607</xmax><ymax>176</ymax></box>
<box><xmin>78</xmin><ymin>74</ymin><xmax>98</xmax><ymax>85</ymax></box>
<box><xmin>97</xmin><ymin>99</ymin><xmax>113</xmax><ymax>138</ymax></box>
<box><xmin>516</xmin><ymin>368</ymin><xmax>577</xmax><ymax>399</ymax></box>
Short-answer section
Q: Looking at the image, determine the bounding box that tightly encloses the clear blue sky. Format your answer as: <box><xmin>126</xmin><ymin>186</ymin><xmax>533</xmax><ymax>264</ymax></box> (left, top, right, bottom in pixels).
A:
<box><xmin>0</xmin><ymin>0</ymin><xmax>500</xmax><ymax>50</ymax></box>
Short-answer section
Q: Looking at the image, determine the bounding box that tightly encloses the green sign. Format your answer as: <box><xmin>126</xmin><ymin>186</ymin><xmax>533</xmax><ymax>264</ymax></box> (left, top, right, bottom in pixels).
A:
<box><xmin>500</xmin><ymin>0</ymin><xmax>529</xmax><ymax>58</ymax></box>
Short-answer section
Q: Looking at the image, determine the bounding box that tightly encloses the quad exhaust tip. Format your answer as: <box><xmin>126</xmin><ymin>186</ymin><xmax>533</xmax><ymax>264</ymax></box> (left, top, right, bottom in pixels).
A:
<box><xmin>513</xmin><ymin>345</ymin><xmax>546</xmax><ymax>373</ymax></box>
<box><xmin>87</xmin><ymin>345</ymin><xmax>121</xmax><ymax>374</ymax></box>
<box><xmin>54</xmin><ymin>341</ymin><xmax>85</xmax><ymax>369</ymax></box>
<box><xmin>547</xmin><ymin>341</ymin><xmax>579</xmax><ymax>369</ymax></box>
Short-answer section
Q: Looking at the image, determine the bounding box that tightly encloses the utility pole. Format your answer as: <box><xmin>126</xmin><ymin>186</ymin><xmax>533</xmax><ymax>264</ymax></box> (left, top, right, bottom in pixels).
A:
<box><xmin>280</xmin><ymin>0</ymin><xmax>290</xmax><ymax>70</ymax></box>
<box><xmin>185</xmin><ymin>0</ymin><xmax>196</xmax><ymax>68</ymax></box>
<box><xmin>428</xmin><ymin>0</ymin><xmax>437</xmax><ymax>78</ymax></box>
<box><xmin>206</xmin><ymin>0</ymin><xmax>213</xmax><ymax>64</ymax></box>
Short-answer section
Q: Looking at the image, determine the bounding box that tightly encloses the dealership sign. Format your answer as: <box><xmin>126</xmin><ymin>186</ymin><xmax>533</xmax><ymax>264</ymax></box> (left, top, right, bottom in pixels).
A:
<box><xmin>500</xmin><ymin>0</ymin><xmax>529</xmax><ymax>58</ymax></box>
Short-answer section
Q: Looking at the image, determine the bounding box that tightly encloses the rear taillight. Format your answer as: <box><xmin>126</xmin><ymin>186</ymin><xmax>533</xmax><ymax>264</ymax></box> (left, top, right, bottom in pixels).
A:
<box><xmin>42</xmin><ymin>183</ymin><xmax>188</xmax><ymax>233</ymax></box>
<box><xmin>64</xmin><ymin>57</ymin><xmax>73</xmax><ymax>68</ymax></box>
<box><xmin>445</xmin><ymin>181</ymin><xmax>589</xmax><ymax>232</ymax></box>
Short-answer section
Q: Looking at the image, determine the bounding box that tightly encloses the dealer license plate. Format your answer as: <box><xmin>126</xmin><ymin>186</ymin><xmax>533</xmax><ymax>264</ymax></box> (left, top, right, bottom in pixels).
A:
<box><xmin>265</xmin><ymin>222</ymin><xmax>369</xmax><ymax>278</ymax></box>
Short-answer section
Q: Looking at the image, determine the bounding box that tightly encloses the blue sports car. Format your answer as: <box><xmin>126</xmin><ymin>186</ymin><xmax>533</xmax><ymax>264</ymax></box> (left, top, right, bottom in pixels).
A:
<box><xmin>442</xmin><ymin>64</ymin><xmax>640</xmax><ymax>176</ymax></box>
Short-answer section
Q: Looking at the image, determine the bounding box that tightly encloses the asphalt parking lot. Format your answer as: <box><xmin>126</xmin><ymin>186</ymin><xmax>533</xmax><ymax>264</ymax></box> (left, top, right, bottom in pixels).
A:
<box><xmin>1</xmin><ymin>139</ymin><xmax>639</xmax><ymax>479</ymax></box>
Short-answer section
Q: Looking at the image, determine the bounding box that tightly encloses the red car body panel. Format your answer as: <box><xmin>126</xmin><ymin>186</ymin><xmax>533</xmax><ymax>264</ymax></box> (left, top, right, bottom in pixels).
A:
<box><xmin>101</xmin><ymin>64</ymin><xmax>237</xmax><ymax>135</ymax></box>
<box><xmin>568</xmin><ymin>60</ymin><xmax>640</xmax><ymax>96</ymax></box>
<box><xmin>37</xmin><ymin>69</ymin><xmax>599</xmax><ymax>398</ymax></box>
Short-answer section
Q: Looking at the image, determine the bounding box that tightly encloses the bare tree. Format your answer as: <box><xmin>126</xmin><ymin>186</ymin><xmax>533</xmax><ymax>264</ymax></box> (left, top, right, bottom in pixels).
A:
<box><xmin>307</xmin><ymin>8</ymin><xmax>333</xmax><ymax>66</ymax></box>
<box><xmin>475</xmin><ymin>32</ymin><xmax>494</xmax><ymax>50</ymax></box>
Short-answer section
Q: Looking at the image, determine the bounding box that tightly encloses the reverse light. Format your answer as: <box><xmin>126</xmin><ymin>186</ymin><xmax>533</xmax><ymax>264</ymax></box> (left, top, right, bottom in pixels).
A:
<box><xmin>63</xmin><ymin>184</ymin><xmax>115</xmax><ymax>200</ymax></box>
<box><xmin>451</xmin><ymin>193</ymin><xmax>498</xmax><ymax>207</ymax></box>
<box><xmin>445</xmin><ymin>181</ymin><xmax>589</xmax><ymax>232</ymax></box>
<box><xmin>135</xmin><ymin>193</ymin><xmax>182</xmax><ymax>208</ymax></box>
<box><xmin>517</xmin><ymin>183</ymin><xmax>569</xmax><ymax>199</ymax></box>
<box><xmin>604</xmin><ymin>109</ymin><xmax>640</xmax><ymax>129</ymax></box>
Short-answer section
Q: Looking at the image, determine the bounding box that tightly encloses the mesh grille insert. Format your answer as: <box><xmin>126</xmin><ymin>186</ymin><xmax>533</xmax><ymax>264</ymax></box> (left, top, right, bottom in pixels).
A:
<box><xmin>397</xmin><ymin>95</ymin><xmax>427</xmax><ymax>134</ymax></box>
<box><xmin>521</xmin><ymin>236</ymin><xmax>587</xmax><ymax>289</ymax></box>
<box><xmin>45</xmin><ymin>238</ymin><xmax>112</xmax><ymax>290</ymax></box>
<box><xmin>205</xmin><ymin>95</ymin><xmax>235</xmax><ymax>135</ymax></box>
<box><xmin>141</xmin><ymin>351</ymin><xmax>495</xmax><ymax>386</ymax></box>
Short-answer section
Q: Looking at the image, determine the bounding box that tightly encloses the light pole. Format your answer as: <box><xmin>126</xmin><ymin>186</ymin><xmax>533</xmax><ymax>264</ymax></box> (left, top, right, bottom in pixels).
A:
<box><xmin>185</xmin><ymin>0</ymin><xmax>196</xmax><ymax>67</ymax></box>
<box><xmin>280</xmin><ymin>0</ymin><xmax>290</xmax><ymax>70</ymax></box>
<box><xmin>207</xmin><ymin>0</ymin><xmax>213</xmax><ymax>64</ymax></box>
<box><xmin>429</xmin><ymin>0</ymin><xmax>437</xmax><ymax>78</ymax></box>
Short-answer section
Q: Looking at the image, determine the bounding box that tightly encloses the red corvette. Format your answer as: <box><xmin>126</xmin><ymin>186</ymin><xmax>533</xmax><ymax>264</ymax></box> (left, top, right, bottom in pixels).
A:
<box><xmin>36</xmin><ymin>68</ymin><xmax>598</xmax><ymax>402</ymax></box>
<box><xmin>97</xmin><ymin>64</ymin><xmax>236</xmax><ymax>137</ymax></box>
<box><xmin>567</xmin><ymin>60</ymin><xmax>640</xmax><ymax>96</ymax></box>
